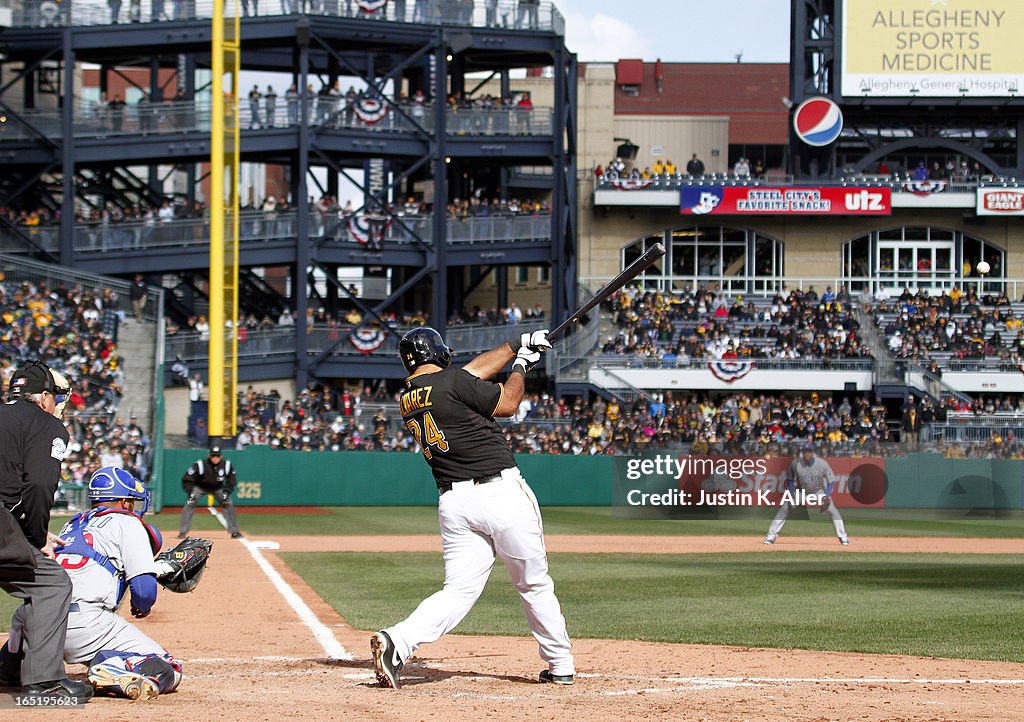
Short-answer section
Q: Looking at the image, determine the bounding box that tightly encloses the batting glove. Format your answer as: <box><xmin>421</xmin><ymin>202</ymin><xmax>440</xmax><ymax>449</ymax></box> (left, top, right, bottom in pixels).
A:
<box><xmin>509</xmin><ymin>329</ymin><xmax>552</xmax><ymax>353</ymax></box>
<box><xmin>512</xmin><ymin>345</ymin><xmax>542</xmax><ymax>374</ymax></box>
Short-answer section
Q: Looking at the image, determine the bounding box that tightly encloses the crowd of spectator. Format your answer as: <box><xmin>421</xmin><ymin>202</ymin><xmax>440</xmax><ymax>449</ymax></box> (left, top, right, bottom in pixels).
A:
<box><xmin>602</xmin><ymin>285</ymin><xmax>867</xmax><ymax>361</ymax></box>
<box><xmin>876</xmin><ymin>287</ymin><xmax>1024</xmax><ymax>361</ymax></box>
<box><xmin>228</xmin><ymin>385</ymin><xmax>902</xmax><ymax>456</ymax></box>
<box><xmin>0</xmin><ymin>278</ymin><xmax>153</xmax><ymax>499</ymax></box>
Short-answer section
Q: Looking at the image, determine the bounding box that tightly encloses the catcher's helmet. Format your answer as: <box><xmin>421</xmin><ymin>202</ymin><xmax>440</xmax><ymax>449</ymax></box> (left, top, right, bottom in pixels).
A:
<box><xmin>399</xmin><ymin>327</ymin><xmax>452</xmax><ymax>373</ymax></box>
<box><xmin>88</xmin><ymin>466</ymin><xmax>152</xmax><ymax>517</ymax></box>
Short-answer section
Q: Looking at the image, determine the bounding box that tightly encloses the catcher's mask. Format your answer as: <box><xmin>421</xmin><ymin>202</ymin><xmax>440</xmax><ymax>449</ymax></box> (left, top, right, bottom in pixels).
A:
<box><xmin>88</xmin><ymin>466</ymin><xmax>152</xmax><ymax>517</ymax></box>
<box><xmin>399</xmin><ymin>327</ymin><xmax>452</xmax><ymax>373</ymax></box>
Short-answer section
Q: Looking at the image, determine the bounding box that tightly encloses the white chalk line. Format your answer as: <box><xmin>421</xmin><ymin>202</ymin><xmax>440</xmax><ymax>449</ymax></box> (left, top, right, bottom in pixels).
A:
<box><xmin>207</xmin><ymin>508</ymin><xmax>353</xmax><ymax>660</ymax></box>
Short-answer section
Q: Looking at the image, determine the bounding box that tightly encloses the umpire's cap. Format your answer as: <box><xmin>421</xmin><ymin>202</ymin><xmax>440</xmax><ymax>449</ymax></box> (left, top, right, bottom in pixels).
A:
<box><xmin>8</xmin><ymin>360</ymin><xmax>65</xmax><ymax>397</ymax></box>
<box><xmin>209</xmin><ymin>445</ymin><xmax>222</xmax><ymax>456</ymax></box>
<box><xmin>399</xmin><ymin>327</ymin><xmax>452</xmax><ymax>373</ymax></box>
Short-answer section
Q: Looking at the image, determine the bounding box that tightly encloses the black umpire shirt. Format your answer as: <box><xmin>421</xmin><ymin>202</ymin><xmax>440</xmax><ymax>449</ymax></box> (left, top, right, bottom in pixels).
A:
<box><xmin>0</xmin><ymin>398</ymin><xmax>70</xmax><ymax>551</ymax></box>
<box><xmin>182</xmin><ymin>458</ymin><xmax>237</xmax><ymax>493</ymax></box>
<box><xmin>400</xmin><ymin>367</ymin><xmax>515</xmax><ymax>488</ymax></box>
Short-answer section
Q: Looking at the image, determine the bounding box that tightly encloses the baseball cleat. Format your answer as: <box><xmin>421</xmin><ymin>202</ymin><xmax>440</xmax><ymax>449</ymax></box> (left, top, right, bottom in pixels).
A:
<box><xmin>539</xmin><ymin>669</ymin><xmax>574</xmax><ymax>685</ymax></box>
<box><xmin>370</xmin><ymin>631</ymin><xmax>403</xmax><ymax>689</ymax></box>
<box><xmin>839</xmin><ymin>537</ymin><xmax>850</xmax><ymax>546</ymax></box>
<box><xmin>763</xmin><ymin>535</ymin><xmax>777</xmax><ymax>545</ymax></box>
<box><xmin>88</xmin><ymin>662</ymin><xmax>159</xmax><ymax>700</ymax></box>
<box><xmin>230</xmin><ymin>532</ymin><xmax>243</xmax><ymax>539</ymax></box>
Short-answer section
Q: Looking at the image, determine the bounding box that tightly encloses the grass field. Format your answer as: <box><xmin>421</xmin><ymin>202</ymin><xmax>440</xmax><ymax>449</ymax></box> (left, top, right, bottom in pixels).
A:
<box><xmin>114</xmin><ymin>505</ymin><xmax>1024</xmax><ymax>538</ymax></box>
<box><xmin>284</xmin><ymin>551</ymin><xmax>1024</xmax><ymax>662</ymax></box>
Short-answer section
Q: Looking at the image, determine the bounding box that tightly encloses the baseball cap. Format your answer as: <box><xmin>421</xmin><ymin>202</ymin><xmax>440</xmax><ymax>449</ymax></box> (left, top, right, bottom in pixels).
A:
<box><xmin>8</xmin><ymin>361</ymin><xmax>61</xmax><ymax>397</ymax></box>
<box><xmin>801</xmin><ymin>443</ymin><xmax>815</xmax><ymax>453</ymax></box>
<box><xmin>209</xmin><ymin>445</ymin><xmax>222</xmax><ymax>456</ymax></box>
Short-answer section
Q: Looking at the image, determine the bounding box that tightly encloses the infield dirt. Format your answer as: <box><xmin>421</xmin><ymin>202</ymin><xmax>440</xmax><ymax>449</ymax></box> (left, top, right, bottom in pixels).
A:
<box><xmin>18</xmin><ymin>532</ymin><xmax>1024</xmax><ymax>721</ymax></box>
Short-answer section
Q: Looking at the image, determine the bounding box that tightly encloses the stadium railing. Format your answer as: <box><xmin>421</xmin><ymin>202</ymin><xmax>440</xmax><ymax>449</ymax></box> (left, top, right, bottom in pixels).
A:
<box><xmin>0</xmin><ymin>211</ymin><xmax>552</xmax><ymax>255</ymax></box>
<box><xmin>7</xmin><ymin>0</ymin><xmax>564</xmax><ymax>33</ymax></box>
<box><xmin>0</xmin><ymin>100</ymin><xmax>555</xmax><ymax>141</ymax></box>
<box><xmin>579</xmin><ymin>274</ymin><xmax>1024</xmax><ymax>300</ymax></box>
<box><xmin>165</xmin><ymin>319</ymin><xmax>546</xmax><ymax>363</ymax></box>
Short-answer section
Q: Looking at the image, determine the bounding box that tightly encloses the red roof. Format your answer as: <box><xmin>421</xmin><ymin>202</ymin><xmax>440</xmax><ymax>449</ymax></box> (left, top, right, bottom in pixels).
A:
<box><xmin>599</xmin><ymin>61</ymin><xmax>791</xmax><ymax>145</ymax></box>
<box><xmin>616</xmin><ymin>59</ymin><xmax>644</xmax><ymax>86</ymax></box>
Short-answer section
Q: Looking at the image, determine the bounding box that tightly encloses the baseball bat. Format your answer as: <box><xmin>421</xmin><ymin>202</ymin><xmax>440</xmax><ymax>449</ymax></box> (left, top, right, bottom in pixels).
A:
<box><xmin>547</xmin><ymin>242</ymin><xmax>665</xmax><ymax>341</ymax></box>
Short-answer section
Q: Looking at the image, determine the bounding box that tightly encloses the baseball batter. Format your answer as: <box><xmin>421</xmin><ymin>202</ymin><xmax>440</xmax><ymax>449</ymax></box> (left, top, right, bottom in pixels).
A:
<box><xmin>14</xmin><ymin>467</ymin><xmax>183</xmax><ymax>700</ymax></box>
<box><xmin>371</xmin><ymin>327</ymin><xmax>575</xmax><ymax>688</ymax></box>
<box><xmin>765</xmin><ymin>444</ymin><xmax>849</xmax><ymax>545</ymax></box>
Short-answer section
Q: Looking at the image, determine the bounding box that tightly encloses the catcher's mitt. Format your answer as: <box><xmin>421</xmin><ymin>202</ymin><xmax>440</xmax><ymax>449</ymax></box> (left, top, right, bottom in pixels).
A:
<box><xmin>155</xmin><ymin>538</ymin><xmax>213</xmax><ymax>593</ymax></box>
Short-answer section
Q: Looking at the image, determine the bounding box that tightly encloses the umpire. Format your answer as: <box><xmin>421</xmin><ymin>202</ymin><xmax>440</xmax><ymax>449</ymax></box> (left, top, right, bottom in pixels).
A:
<box><xmin>178</xmin><ymin>445</ymin><xmax>242</xmax><ymax>539</ymax></box>
<box><xmin>0</xmin><ymin>362</ymin><xmax>93</xmax><ymax>702</ymax></box>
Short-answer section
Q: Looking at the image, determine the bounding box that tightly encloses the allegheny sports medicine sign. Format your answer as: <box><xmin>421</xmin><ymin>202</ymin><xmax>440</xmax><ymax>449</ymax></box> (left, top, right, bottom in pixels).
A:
<box><xmin>841</xmin><ymin>0</ymin><xmax>1024</xmax><ymax>98</ymax></box>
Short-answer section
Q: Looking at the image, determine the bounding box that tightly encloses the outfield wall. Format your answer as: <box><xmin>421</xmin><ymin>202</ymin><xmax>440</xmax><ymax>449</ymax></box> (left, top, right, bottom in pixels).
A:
<box><xmin>159</xmin><ymin>448</ymin><xmax>615</xmax><ymax>507</ymax></box>
<box><xmin>158</xmin><ymin>450</ymin><xmax>1024</xmax><ymax>509</ymax></box>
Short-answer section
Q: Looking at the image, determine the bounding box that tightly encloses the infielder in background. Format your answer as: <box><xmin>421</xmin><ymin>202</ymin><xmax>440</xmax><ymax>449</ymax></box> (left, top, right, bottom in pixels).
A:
<box><xmin>765</xmin><ymin>443</ymin><xmax>849</xmax><ymax>545</ymax></box>
<box><xmin>178</xmin><ymin>445</ymin><xmax>241</xmax><ymax>538</ymax></box>
<box><xmin>6</xmin><ymin>466</ymin><xmax>184</xmax><ymax>700</ymax></box>
<box><xmin>371</xmin><ymin>327</ymin><xmax>575</xmax><ymax>689</ymax></box>
<box><xmin>0</xmin><ymin>362</ymin><xmax>93</xmax><ymax>703</ymax></box>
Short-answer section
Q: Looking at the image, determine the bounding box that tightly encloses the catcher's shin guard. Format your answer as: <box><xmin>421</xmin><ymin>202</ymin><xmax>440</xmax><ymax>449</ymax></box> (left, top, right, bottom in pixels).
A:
<box><xmin>135</xmin><ymin>656</ymin><xmax>183</xmax><ymax>693</ymax></box>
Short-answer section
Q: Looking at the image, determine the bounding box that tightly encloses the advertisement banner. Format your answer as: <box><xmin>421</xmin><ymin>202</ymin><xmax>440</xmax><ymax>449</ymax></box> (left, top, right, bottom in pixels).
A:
<box><xmin>841</xmin><ymin>0</ymin><xmax>1024</xmax><ymax>97</ymax></box>
<box><xmin>680</xmin><ymin>186</ymin><xmax>892</xmax><ymax>216</ymax></box>
<box><xmin>977</xmin><ymin>187</ymin><xmax>1024</xmax><ymax>215</ymax></box>
<box><xmin>676</xmin><ymin>456</ymin><xmax>888</xmax><ymax>508</ymax></box>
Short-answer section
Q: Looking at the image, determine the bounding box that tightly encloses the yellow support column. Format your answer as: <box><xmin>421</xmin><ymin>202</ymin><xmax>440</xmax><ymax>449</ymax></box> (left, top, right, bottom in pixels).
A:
<box><xmin>209</xmin><ymin>0</ymin><xmax>240</xmax><ymax>444</ymax></box>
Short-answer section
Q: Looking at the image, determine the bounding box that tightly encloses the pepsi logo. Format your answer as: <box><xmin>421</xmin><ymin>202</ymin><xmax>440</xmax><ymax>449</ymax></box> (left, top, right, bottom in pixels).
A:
<box><xmin>793</xmin><ymin>97</ymin><xmax>844</xmax><ymax>147</ymax></box>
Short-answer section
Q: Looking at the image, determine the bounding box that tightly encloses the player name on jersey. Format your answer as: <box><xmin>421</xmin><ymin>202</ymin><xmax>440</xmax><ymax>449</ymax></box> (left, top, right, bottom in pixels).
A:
<box><xmin>399</xmin><ymin>386</ymin><xmax>434</xmax><ymax>415</ymax></box>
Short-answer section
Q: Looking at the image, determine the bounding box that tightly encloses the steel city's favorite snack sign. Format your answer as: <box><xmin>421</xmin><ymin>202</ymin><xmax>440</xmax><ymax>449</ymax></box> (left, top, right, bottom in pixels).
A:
<box><xmin>841</xmin><ymin>0</ymin><xmax>1024</xmax><ymax>97</ymax></box>
<box><xmin>680</xmin><ymin>187</ymin><xmax>892</xmax><ymax>216</ymax></box>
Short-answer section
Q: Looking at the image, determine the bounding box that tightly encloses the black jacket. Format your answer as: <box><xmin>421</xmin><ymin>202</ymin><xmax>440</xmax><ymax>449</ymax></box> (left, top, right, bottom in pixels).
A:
<box><xmin>182</xmin><ymin>457</ymin><xmax>236</xmax><ymax>493</ymax></box>
<box><xmin>0</xmin><ymin>399</ymin><xmax>70</xmax><ymax>553</ymax></box>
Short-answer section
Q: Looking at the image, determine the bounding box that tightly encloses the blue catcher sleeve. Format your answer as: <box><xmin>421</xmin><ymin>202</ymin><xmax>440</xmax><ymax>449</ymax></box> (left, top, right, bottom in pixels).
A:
<box><xmin>129</xmin><ymin>574</ymin><xmax>158</xmax><ymax>617</ymax></box>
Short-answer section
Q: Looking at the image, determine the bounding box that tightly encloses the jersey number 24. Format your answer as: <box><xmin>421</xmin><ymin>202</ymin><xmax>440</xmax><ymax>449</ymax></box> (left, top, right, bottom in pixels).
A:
<box><xmin>406</xmin><ymin>411</ymin><xmax>449</xmax><ymax>460</ymax></box>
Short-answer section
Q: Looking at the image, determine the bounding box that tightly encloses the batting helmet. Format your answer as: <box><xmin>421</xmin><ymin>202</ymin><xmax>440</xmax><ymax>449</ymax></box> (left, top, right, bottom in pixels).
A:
<box><xmin>399</xmin><ymin>327</ymin><xmax>452</xmax><ymax>373</ymax></box>
<box><xmin>88</xmin><ymin>466</ymin><xmax>152</xmax><ymax>517</ymax></box>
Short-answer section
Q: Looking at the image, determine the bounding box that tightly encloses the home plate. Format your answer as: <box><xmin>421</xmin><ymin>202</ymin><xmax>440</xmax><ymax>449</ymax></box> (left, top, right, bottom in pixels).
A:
<box><xmin>252</xmin><ymin>540</ymin><xmax>281</xmax><ymax>550</ymax></box>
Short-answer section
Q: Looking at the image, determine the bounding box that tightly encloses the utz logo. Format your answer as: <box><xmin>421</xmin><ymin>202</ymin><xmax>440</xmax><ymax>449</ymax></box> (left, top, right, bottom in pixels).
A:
<box><xmin>983</xmin><ymin>190</ymin><xmax>1024</xmax><ymax>212</ymax></box>
<box><xmin>843</xmin><ymin>189</ymin><xmax>887</xmax><ymax>212</ymax></box>
<box><xmin>793</xmin><ymin>97</ymin><xmax>843</xmax><ymax>147</ymax></box>
<box><xmin>708</xmin><ymin>359</ymin><xmax>754</xmax><ymax>382</ymax></box>
<box><xmin>680</xmin><ymin>187</ymin><xmax>723</xmax><ymax>215</ymax></box>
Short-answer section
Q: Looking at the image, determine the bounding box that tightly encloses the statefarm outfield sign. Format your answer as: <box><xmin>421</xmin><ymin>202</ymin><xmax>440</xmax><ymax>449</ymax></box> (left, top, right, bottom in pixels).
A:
<box><xmin>680</xmin><ymin>186</ymin><xmax>892</xmax><ymax>216</ymax></box>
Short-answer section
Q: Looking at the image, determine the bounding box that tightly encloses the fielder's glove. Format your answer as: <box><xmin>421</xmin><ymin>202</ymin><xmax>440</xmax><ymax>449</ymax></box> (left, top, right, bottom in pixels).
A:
<box><xmin>155</xmin><ymin>538</ymin><xmax>213</xmax><ymax>593</ymax></box>
<box><xmin>818</xmin><ymin>495</ymin><xmax>832</xmax><ymax>513</ymax></box>
<box><xmin>512</xmin><ymin>345</ymin><xmax>542</xmax><ymax>374</ymax></box>
<box><xmin>509</xmin><ymin>329</ymin><xmax>551</xmax><ymax>353</ymax></box>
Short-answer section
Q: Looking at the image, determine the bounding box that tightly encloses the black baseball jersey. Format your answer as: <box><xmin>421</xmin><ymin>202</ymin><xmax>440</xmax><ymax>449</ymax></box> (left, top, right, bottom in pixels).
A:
<box><xmin>0</xmin><ymin>399</ymin><xmax>70</xmax><ymax>549</ymax></box>
<box><xmin>182</xmin><ymin>457</ymin><xmax>236</xmax><ymax>493</ymax></box>
<box><xmin>400</xmin><ymin>367</ymin><xmax>514</xmax><ymax>487</ymax></box>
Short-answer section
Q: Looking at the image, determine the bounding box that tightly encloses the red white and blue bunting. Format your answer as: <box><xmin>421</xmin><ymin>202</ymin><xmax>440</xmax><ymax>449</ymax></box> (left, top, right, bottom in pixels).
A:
<box><xmin>353</xmin><ymin>97</ymin><xmax>390</xmax><ymax>125</ymax></box>
<box><xmin>608</xmin><ymin>177</ymin><xmax>655</xmax><ymax>191</ymax></box>
<box><xmin>349</xmin><ymin>327</ymin><xmax>389</xmax><ymax>354</ymax></box>
<box><xmin>708</xmin><ymin>358</ymin><xmax>754</xmax><ymax>382</ymax></box>
<box><xmin>355</xmin><ymin>0</ymin><xmax>388</xmax><ymax>13</ymax></box>
<box><xmin>902</xmin><ymin>180</ymin><xmax>948</xmax><ymax>195</ymax></box>
<box><xmin>346</xmin><ymin>214</ymin><xmax>391</xmax><ymax>245</ymax></box>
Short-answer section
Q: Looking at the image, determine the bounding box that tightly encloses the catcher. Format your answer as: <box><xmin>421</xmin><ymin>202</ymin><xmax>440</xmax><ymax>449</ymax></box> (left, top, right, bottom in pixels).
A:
<box><xmin>0</xmin><ymin>467</ymin><xmax>213</xmax><ymax>700</ymax></box>
<box><xmin>764</xmin><ymin>443</ymin><xmax>849</xmax><ymax>546</ymax></box>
